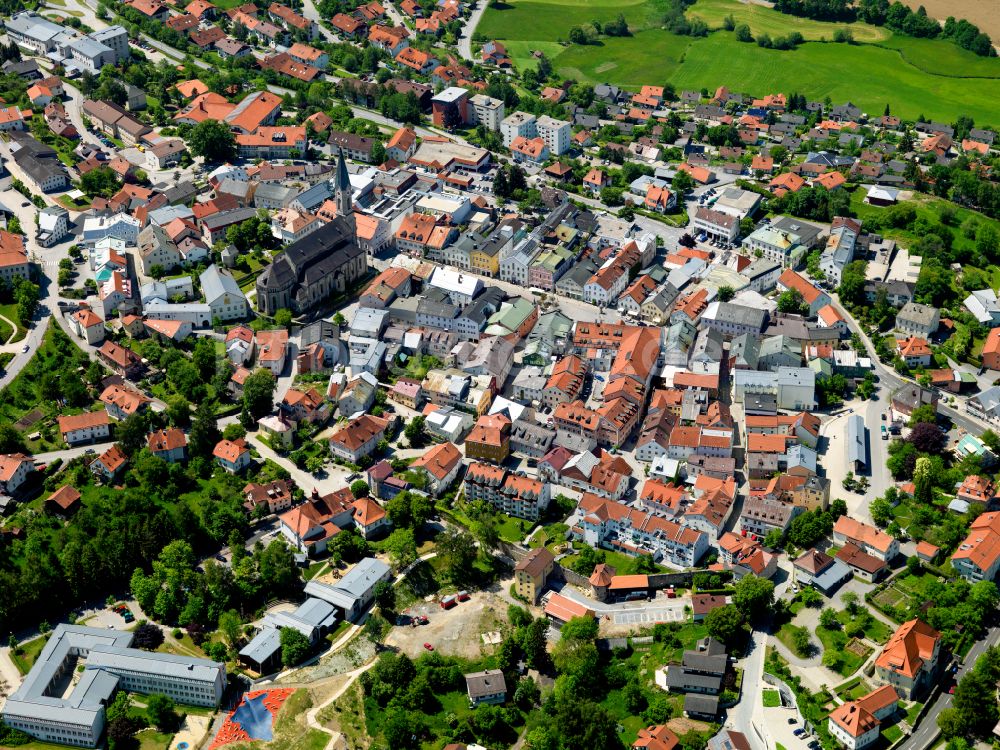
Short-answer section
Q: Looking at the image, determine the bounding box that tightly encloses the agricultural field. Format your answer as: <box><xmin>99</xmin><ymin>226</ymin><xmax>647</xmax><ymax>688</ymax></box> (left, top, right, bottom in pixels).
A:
<box><xmin>900</xmin><ymin>0</ymin><xmax>1000</xmax><ymax>41</ymax></box>
<box><xmin>688</xmin><ymin>0</ymin><xmax>888</xmax><ymax>42</ymax></box>
<box><xmin>477</xmin><ymin>0</ymin><xmax>1000</xmax><ymax>124</ymax></box>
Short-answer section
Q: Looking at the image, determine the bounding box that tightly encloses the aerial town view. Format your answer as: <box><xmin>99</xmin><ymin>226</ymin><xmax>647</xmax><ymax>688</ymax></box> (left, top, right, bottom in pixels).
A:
<box><xmin>1</xmin><ymin>0</ymin><xmax>1000</xmax><ymax>748</ymax></box>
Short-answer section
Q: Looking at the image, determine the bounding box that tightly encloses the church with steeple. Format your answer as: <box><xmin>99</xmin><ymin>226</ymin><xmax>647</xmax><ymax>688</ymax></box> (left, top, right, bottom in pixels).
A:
<box><xmin>255</xmin><ymin>148</ymin><xmax>368</xmax><ymax>316</ymax></box>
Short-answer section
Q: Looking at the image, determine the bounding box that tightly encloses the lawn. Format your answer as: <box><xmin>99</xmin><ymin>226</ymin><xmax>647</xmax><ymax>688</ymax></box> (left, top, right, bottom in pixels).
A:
<box><xmin>878</xmin><ymin>33</ymin><xmax>1000</xmax><ymax>78</ymax></box>
<box><xmin>0</xmin><ymin>302</ymin><xmax>25</xmax><ymax>342</ymax></box>
<box><xmin>135</xmin><ymin>729</ymin><xmax>174</xmax><ymax>750</ymax></box>
<box><xmin>762</xmin><ymin>689</ymin><xmax>781</xmax><ymax>707</ymax></box>
<box><xmin>478</xmin><ymin>0</ymin><xmax>656</xmax><ymax>43</ymax></box>
<box><xmin>883</xmin><ymin>725</ymin><xmax>903</xmax><ymax>743</ymax></box>
<box><xmin>552</xmin><ymin>29</ymin><xmax>689</xmax><ymax>88</ymax></box>
<box><xmin>0</xmin><ymin>313</ymin><xmax>12</xmax><ymax>344</ymax></box>
<box><xmin>11</xmin><ymin>633</ymin><xmax>50</xmax><ymax>675</ymax></box>
<box><xmin>688</xmin><ymin>0</ymin><xmax>889</xmax><ymax>42</ymax></box>
<box><xmin>478</xmin><ymin>0</ymin><xmax>1000</xmax><ymax>125</ymax></box>
<box><xmin>816</xmin><ymin>624</ymin><xmax>871</xmax><ymax>677</ymax></box>
<box><xmin>850</xmin><ymin>189</ymin><xmax>1000</xmax><ymax>267</ymax></box>
<box><xmin>560</xmin><ymin>543</ymin><xmax>666</xmax><ymax>575</ymax></box>
<box><xmin>895</xmin><ymin>571</ymin><xmax>944</xmax><ymax>602</ymax></box>
<box><xmin>905</xmin><ymin>701</ymin><xmax>923</xmax><ymax>725</ymax></box>
<box><xmin>496</xmin><ymin>513</ymin><xmax>533</xmax><ymax>543</ymax></box>
<box><xmin>663</xmin><ymin>33</ymin><xmax>1000</xmax><ymax>125</ymax></box>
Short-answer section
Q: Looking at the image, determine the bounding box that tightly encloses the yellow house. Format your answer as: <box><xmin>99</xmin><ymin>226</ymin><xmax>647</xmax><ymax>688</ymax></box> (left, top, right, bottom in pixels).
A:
<box><xmin>469</xmin><ymin>246</ymin><xmax>499</xmax><ymax>277</ymax></box>
<box><xmin>514</xmin><ymin>547</ymin><xmax>555</xmax><ymax>604</ymax></box>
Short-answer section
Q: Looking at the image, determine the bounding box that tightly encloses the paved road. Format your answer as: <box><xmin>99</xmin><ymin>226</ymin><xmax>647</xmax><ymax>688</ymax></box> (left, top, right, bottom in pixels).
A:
<box><xmin>830</xmin><ymin>295</ymin><xmax>991</xmax><ymax>435</ymax></box>
<box><xmin>298</xmin><ymin>0</ymin><xmax>341</xmax><ymax>43</ymax></box>
<box><xmin>725</xmin><ymin>628</ymin><xmax>768</xmax><ymax>750</ymax></box>
<box><xmin>900</xmin><ymin>624</ymin><xmax>1000</xmax><ymax>750</ymax></box>
<box><xmin>457</xmin><ymin>0</ymin><xmax>488</xmax><ymax>60</ymax></box>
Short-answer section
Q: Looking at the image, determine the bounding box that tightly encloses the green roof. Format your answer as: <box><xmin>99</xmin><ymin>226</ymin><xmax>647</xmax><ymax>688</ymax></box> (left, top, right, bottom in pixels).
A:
<box><xmin>488</xmin><ymin>297</ymin><xmax>535</xmax><ymax>331</ymax></box>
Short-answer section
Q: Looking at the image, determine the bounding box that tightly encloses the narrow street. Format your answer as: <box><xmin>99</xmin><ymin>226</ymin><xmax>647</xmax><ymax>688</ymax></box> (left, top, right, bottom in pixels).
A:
<box><xmin>457</xmin><ymin>0</ymin><xmax>488</xmax><ymax>60</ymax></box>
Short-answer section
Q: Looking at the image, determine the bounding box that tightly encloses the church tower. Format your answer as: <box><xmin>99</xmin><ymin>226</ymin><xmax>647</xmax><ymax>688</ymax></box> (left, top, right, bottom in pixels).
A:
<box><xmin>335</xmin><ymin>147</ymin><xmax>355</xmax><ymax>234</ymax></box>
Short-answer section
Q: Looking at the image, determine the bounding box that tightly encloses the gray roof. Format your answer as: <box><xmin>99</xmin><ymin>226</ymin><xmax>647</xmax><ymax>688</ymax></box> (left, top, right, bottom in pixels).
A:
<box><xmin>710</xmin><ymin>302</ymin><xmax>767</xmax><ymax>329</ymax></box>
<box><xmin>239</xmin><ymin>626</ymin><xmax>281</xmax><ymax>663</ymax></box>
<box><xmin>898</xmin><ymin>301</ymin><xmax>938</xmax><ymax>327</ymax></box>
<box><xmin>465</xmin><ymin>669</ymin><xmax>507</xmax><ymax>698</ymax></box>
<box><xmin>665</xmin><ymin>668</ymin><xmax>722</xmax><ymax>692</ymax></box>
<box><xmin>200</xmin><ymin>264</ymin><xmax>244</xmax><ymax>305</ymax></box>
<box><xmin>685</xmin><ymin>693</ymin><xmax>720</xmax><ymax>715</ymax></box>
<box><xmin>3</xmin><ymin>623</ymin><xmax>222</xmax><ymax>728</ymax></box>
<box><xmin>846</xmin><ymin>414</ymin><xmax>866</xmax><ymax>465</ymax></box>
<box><xmin>810</xmin><ymin>558</ymin><xmax>853</xmax><ymax>592</ymax></box>
<box><xmin>87</xmin><ymin>644</ymin><xmax>223</xmax><ymax>682</ymax></box>
<box><xmin>336</xmin><ymin>557</ymin><xmax>390</xmax><ymax>598</ymax></box>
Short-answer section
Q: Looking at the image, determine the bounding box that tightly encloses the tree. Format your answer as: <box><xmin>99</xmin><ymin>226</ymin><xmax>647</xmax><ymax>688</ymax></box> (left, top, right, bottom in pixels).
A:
<box><xmin>437</xmin><ymin>529</ymin><xmax>477</xmax><ymax>583</ymax></box>
<box><xmin>188</xmin><ymin>399</ymin><xmax>221</xmax><ymax>458</ymax></box>
<box><xmin>799</xmin><ymin>587</ymin><xmax>823</xmax><ymax>607</ymax></box>
<box><xmin>717</xmin><ymin>285</ymin><xmax>735</xmax><ymax>302</ymax></box>
<box><xmin>763</xmin><ymin>528</ymin><xmax>784</xmax><ymax>548</ymax></box>
<box><xmin>243</xmin><ymin>368</ymin><xmax>277</xmax><ymax>420</ymax></box>
<box><xmin>672</xmin><ymin>169</ymin><xmax>695</xmax><ymax>195</ymax></box>
<box><xmin>189</xmin><ymin>119</ymin><xmax>237</xmax><ymax>163</ymax></box>
<box><xmin>106</xmin><ymin>691</ymin><xmax>139</xmax><ymax>747</ymax></box>
<box><xmin>350</xmin><ymin>479</ymin><xmax>370</xmax><ymax>498</ymax></box>
<box><xmin>280</xmin><ymin>627</ymin><xmax>310</xmax><ymax>666</ymax></box>
<box><xmin>132</xmin><ymin>622</ymin><xmax>164</xmax><ymax>650</ymax></box>
<box><xmin>704</xmin><ymin>603</ymin><xmax>746</xmax><ymax>645</ymax></box>
<box><xmin>146</xmin><ymin>694</ymin><xmax>179</xmax><ymax>733</ymax></box>
<box><xmin>165</xmin><ymin>394</ymin><xmax>191</xmax><ymax>428</ymax></box>
<box><xmin>913</xmin><ymin>456</ymin><xmax>933</xmax><ymax>502</ymax></box>
<box><xmin>116</xmin><ymin>412</ymin><xmax>149</xmax><ymax>455</ymax></box>
<box><xmin>404</xmin><ymin>416</ymin><xmax>427</xmax><ymax>448</ymax></box>
<box><xmin>373</xmin><ymin>579</ymin><xmax>395</xmax><ymax>614</ymax></box>
<box><xmin>80</xmin><ymin>166</ymin><xmax>120</xmax><ymax>198</ymax></box>
<box><xmin>791</xmin><ymin>627</ymin><xmax>812</xmax><ymax>657</ymax></box>
<box><xmin>819</xmin><ymin>608</ymin><xmax>840</xmax><ymax>629</ymax></box>
<box><xmin>514</xmin><ymin>676</ymin><xmax>540</xmax><ymax>709</ymax></box>
<box><xmin>907</xmin><ymin>422</ymin><xmax>947</xmax><ymax>454</ymax></box>
<box><xmin>734</xmin><ymin>22</ymin><xmax>753</xmax><ymax>41</ymax></box>
<box><xmin>841</xmin><ymin>591</ymin><xmax>860</xmax><ymax>614</ymax></box>
<box><xmin>384</xmin><ymin>527</ymin><xmax>417</xmax><ymax>570</ymax></box>
<box><xmin>218</xmin><ymin>609</ymin><xmax>242</xmax><ymax>651</ymax></box>
<box><xmin>732</xmin><ymin>575</ymin><xmax>774</xmax><ymax>621</ymax></box>
<box><xmin>777</xmin><ymin>289</ymin><xmax>806</xmax><ymax>314</ymax></box>
<box><xmin>870</xmin><ymin>496</ymin><xmax>893</xmax><ymax>526</ymax></box>
<box><xmin>274</xmin><ymin>308</ymin><xmax>293</xmax><ymax>329</ymax></box>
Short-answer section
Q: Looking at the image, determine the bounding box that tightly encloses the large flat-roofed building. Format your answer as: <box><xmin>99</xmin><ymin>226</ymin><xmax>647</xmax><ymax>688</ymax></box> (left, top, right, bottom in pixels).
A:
<box><xmin>1</xmin><ymin>624</ymin><xmax>225</xmax><ymax>747</ymax></box>
<box><xmin>85</xmin><ymin>646</ymin><xmax>226</xmax><ymax>707</ymax></box>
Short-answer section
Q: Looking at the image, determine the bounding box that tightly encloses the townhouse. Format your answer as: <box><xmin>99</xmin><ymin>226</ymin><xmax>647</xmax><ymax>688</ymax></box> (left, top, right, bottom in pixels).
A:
<box><xmin>832</xmin><ymin>516</ymin><xmax>899</xmax><ymax>562</ymax></box>
<box><xmin>465</xmin><ymin>462</ymin><xmax>551</xmax><ymax>521</ymax></box>
<box><xmin>572</xmin><ymin>492</ymin><xmax>709</xmax><ymax>569</ymax></box>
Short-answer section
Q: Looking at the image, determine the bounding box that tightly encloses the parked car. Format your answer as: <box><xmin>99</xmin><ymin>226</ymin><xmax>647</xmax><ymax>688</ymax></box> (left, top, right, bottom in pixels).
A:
<box><xmin>423</xmin><ymin>642</ymin><xmax>434</xmax><ymax>651</ymax></box>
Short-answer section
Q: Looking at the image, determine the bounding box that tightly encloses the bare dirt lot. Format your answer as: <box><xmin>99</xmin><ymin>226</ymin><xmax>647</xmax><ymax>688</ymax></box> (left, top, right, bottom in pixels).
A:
<box><xmin>902</xmin><ymin>0</ymin><xmax>1000</xmax><ymax>41</ymax></box>
<box><xmin>384</xmin><ymin>588</ymin><xmax>511</xmax><ymax>660</ymax></box>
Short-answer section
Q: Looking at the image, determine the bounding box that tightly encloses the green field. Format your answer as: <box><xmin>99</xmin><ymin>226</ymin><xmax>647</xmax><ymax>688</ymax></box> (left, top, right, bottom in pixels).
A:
<box><xmin>478</xmin><ymin>0</ymin><xmax>1000</xmax><ymax>125</ymax></box>
<box><xmin>688</xmin><ymin>0</ymin><xmax>888</xmax><ymax>42</ymax></box>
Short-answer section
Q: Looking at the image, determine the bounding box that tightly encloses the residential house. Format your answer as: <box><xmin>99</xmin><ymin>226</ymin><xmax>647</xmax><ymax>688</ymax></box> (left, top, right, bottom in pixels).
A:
<box><xmin>213</xmin><ymin>438</ymin><xmax>252</xmax><ymax>473</ymax></box>
<box><xmin>147</xmin><ymin>428</ymin><xmax>187</xmax><ymax>463</ymax></box>
<box><xmin>513</xmin><ymin>547</ymin><xmax>555</xmax><ymax>604</ymax></box>
<box><xmin>58</xmin><ymin>411</ymin><xmax>111</xmax><ymax>446</ymax></box>
<box><xmin>874</xmin><ymin>619</ymin><xmax>941</xmax><ymax>699</ymax></box>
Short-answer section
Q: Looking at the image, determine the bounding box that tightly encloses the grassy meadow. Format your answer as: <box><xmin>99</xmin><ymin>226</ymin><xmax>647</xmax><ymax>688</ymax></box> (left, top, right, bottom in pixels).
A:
<box><xmin>478</xmin><ymin>0</ymin><xmax>1000</xmax><ymax>125</ymax></box>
